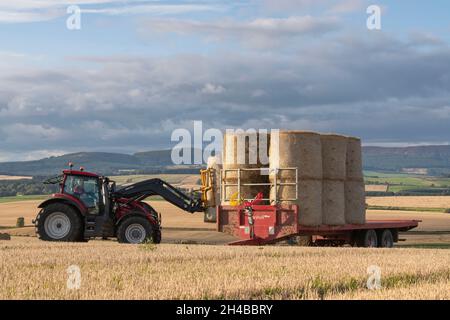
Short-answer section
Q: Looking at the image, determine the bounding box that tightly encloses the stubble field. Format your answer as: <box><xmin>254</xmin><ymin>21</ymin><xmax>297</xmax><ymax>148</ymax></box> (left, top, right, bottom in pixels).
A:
<box><xmin>1</xmin><ymin>237</ymin><xmax>449</xmax><ymax>300</ymax></box>
<box><xmin>1</xmin><ymin>196</ymin><xmax>450</xmax><ymax>299</ymax></box>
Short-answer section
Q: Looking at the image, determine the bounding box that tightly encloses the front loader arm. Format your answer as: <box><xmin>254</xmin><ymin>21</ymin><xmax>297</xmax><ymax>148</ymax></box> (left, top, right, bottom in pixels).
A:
<box><xmin>113</xmin><ymin>178</ymin><xmax>203</xmax><ymax>213</ymax></box>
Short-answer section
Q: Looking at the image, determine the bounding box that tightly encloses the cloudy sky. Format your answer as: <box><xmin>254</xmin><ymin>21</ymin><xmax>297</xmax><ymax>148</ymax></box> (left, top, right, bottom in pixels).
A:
<box><xmin>1</xmin><ymin>0</ymin><xmax>450</xmax><ymax>161</ymax></box>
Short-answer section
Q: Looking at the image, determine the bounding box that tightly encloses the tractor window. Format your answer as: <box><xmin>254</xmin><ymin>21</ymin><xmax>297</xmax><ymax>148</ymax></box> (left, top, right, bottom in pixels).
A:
<box><xmin>64</xmin><ymin>175</ymin><xmax>100</xmax><ymax>210</ymax></box>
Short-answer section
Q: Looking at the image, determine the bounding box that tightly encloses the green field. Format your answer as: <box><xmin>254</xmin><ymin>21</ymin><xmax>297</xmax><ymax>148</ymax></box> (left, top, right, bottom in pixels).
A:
<box><xmin>364</xmin><ymin>171</ymin><xmax>450</xmax><ymax>194</ymax></box>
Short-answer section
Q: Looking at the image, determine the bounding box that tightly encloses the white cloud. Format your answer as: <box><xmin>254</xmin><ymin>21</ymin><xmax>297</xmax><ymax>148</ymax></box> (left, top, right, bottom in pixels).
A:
<box><xmin>408</xmin><ymin>31</ymin><xmax>445</xmax><ymax>47</ymax></box>
<box><xmin>142</xmin><ymin>16</ymin><xmax>340</xmax><ymax>48</ymax></box>
<box><xmin>0</xmin><ymin>9</ymin><xmax>61</xmax><ymax>23</ymax></box>
<box><xmin>83</xmin><ymin>4</ymin><xmax>223</xmax><ymax>16</ymax></box>
<box><xmin>201</xmin><ymin>83</ymin><xmax>226</xmax><ymax>95</ymax></box>
<box><xmin>329</xmin><ymin>0</ymin><xmax>365</xmax><ymax>14</ymax></box>
<box><xmin>0</xmin><ymin>1</ymin><xmax>223</xmax><ymax>23</ymax></box>
<box><xmin>261</xmin><ymin>0</ymin><xmax>368</xmax><ymax>14</ymax></box>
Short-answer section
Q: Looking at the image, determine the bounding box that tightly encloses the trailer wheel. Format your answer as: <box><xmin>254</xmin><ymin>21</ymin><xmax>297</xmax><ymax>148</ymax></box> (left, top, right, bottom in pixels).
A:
<box><xmin>356</xmin><ymin>229</ymin><xmax>378</xmax><ymax>248</ymax></box>
<box><xmin>117</xmin><ymin>216</ymin><xmax>153</xmax><ymax>244</ymax></box>
<box><xmin>378</xmin><ymin>229</ymin><xmax>394</xmax><ymax>248</ymax></box>
<box><xmin>35</xmin><ymin>203</ymin><xmax>83</xmax><ymax>242</ymax></box>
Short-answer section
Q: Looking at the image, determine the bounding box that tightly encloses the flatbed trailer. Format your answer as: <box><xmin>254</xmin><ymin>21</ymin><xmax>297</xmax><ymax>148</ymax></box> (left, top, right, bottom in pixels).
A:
<box><xmin>217</xmin><ymin>204</ymin><xmax>420</xmax><ymax>247</ymax></box>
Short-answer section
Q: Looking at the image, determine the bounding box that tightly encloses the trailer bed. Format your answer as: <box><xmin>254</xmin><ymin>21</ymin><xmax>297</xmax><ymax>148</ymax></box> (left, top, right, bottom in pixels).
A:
<box><xmin>217</xmin><ymin>205</ymin><xmax>420</xmax><ymax>246</ymax></box>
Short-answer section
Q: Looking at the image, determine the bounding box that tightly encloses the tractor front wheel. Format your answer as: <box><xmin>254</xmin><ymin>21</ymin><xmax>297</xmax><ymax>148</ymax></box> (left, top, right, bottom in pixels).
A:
<box><xmin>35</xmin><ymin>203</ymin><xmax>83</xmax><ymax>242</ymax></box>
<box><xmin>117</xmin><ymin>216</ymin><xmax>154</xmax><ymax>244</ymax></box>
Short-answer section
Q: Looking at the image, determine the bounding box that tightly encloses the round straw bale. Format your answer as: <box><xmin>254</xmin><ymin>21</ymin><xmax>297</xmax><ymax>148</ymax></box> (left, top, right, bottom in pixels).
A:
<box><xmin>222</xmin><ymin>131</ymin><xmax>270</xmax><ymax>204</ymax></box>
<box><xmin>322</xmin><ymin>180</ymin><xmax>346</xmax><ymax>225</ymax></box>
<box><xmin>0</xmin><ymin>233</ymin><xmax>11</xmax><ymax>241</ymax></box>
<box><xmin>16</xmin><ymin>217</ymin><xmax>25</xmax><ymax>228</ymax></box>
<box><xmin>345</xmin><ymin>180</ymin><xmax>366</xmax><ymax>224</ymax></box>
<box><xmin>270</xmin><ymin>179</ymin><xmax>322</xmax><ymax>226</ymax></box>
<box><xmin>321</xmin><ymin>134</ymin><xmax>347</xmax><ymax>181</ymax></box>
<box><xmin>269</xmin><ymin>131</ymin><xmax>322</xmax><ymax>181</ymax></box>
<box><xmin>204</xmin><ymin>207</ymin><xmax>217</xmax><ymax>223</ymax></box>
<box><xmin>346</xmin><ymin>137</ymin><xmax>363</xmax><ymax>181</ymax></box>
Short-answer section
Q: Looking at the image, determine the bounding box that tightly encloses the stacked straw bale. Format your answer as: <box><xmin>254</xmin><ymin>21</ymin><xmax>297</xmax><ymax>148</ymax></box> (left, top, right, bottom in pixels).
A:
<box><xmin>222</xmin><ymin>131</ymin><xmax>270</xmax><ymax>204</ymax></box>
<box><xmin>216</xmin><ymin>129</ymin><xmax>366</xmax><ymax>227</ymax></box>
<box><xmin>345</xmin><ymin>137</ymin><xmax>366</xmax><ymax>224</ymax></box>
<box><xmin>321</xmin><ymin>134</ymin><xmax>347</xmax><ymax>225</ymax></box>
<box><xmin>269</xmin><ymin>131</ymin><xmax>322</xmax><ymax>226</ymax></box>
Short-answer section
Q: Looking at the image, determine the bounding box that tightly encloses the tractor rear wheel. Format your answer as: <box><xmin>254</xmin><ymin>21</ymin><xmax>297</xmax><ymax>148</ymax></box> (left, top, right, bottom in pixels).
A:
<box><xmin>117</xmin><ymin>216</ymin><xmax>154</xmax><ymax>244</ymax></box>
<box><xmin>35</xmin><ymin>203</ymin><xmax>83</xmax><ymax>242</ymax></box>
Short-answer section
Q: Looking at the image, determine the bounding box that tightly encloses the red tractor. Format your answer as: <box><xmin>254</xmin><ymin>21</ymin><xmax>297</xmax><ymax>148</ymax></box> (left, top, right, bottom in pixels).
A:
<box><xmin>34</xmin><ymin>165</ymin><xmax>204</xmax><ymax>244</ymax></box>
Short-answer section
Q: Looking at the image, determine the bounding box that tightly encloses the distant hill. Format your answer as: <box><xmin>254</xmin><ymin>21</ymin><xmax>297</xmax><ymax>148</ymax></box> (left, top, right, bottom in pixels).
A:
<box><xmin>1</xmin><ymin>145</ymin><xmax>450</xmax><ymax>177</ymax></box>
<box><xmin>362</xmin><ymin>145</ymin><xmax>450</xmax><ymax>176</ymax></box>
<box><xmin>0</xmin><ymin>149</ymin><xmax>203</xmax><ymax>176</ymax></box>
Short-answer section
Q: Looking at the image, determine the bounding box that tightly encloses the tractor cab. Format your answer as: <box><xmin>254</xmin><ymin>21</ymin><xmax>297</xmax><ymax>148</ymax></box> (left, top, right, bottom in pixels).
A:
<box><xmin>61</xmin><ymin>170</ymin><xmax>102</xmax><ymax>214</ymax></box>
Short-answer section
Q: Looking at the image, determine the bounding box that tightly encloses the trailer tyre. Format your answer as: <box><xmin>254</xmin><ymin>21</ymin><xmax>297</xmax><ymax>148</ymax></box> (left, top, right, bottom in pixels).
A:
<box><xmin>35</xmin><ymin>203</ymin><xmax>83</xmax><ymax>242</ymax></box>
<box><xmin>356</xmin><ymin>229</ymin><xmax>378</xmax><ymax>248</ymax></box>
<box><xmin>117</xmin><ymin>216</ymin><xmax>153</xmax><ymax>244</ymax></box>
<box><xmin>378</xmin><ymin>229</ymin><xmax>394</xmax><ymax>248</ymax></box>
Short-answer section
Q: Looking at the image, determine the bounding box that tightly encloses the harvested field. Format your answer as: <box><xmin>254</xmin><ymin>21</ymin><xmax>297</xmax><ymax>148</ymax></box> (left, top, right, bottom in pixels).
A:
<box><xmin>0</xmin><ymin>237</ymin><xmax>448</xmax><ymax>299</ymax></box>
<box><xmin>328</xmin><ymin>280</ymin><xmax>450</xmax><ymax>300</ymax></box>
<box><xmin>0</xmin><ymin>200</ymin><xmax>39</xmax><ymax>227</ymax></box>
<box><xmin>0</xmin><ymin>200</ymin><xmax>211</xmax><ymax>229</ymax></box>
<box><xmin>366</xmin><ymin>210</ymin><xmax>450</xmax><ymax>232</ymax></box>
<box><xmin>0</xmin><ymin>175</ymin><xmax>32</xmax><ymax>181</ymax></box>
<box><xmin>365</xmin><ymin>185</ymin><xmax>389</xmax><ymax>192</ymax></box>
<box><xmin>367</xmin><ymin>196</ymin><xmax>450</xmax><ymax>209</ymax></box>
<box><xmin>110</xmin><ymin>174</ymin><xmax>199</xmax><ymax>186</ymax></box>
<box><xmin>1</xmin><ymin>200</ymin><xmax>450</xmax><ymax>246</ymax></box>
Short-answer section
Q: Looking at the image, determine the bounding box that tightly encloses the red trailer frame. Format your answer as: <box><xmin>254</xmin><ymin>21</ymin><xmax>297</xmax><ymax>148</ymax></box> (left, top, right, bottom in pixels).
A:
<box><xmin>217</xmin><ymin>204</ymin><xmax>420</xmax><ymax>247</ymax></box>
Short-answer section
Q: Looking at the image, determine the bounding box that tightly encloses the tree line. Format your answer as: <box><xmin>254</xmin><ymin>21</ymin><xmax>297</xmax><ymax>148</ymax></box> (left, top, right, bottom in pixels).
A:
<box><xmin>0</xmin><ymin>178</ymin><xmax>58</xmax><ymax>197</ymax></box>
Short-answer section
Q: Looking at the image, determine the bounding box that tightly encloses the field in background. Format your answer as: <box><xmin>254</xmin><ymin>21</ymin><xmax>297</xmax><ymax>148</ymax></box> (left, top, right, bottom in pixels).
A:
<box><xmin>110</xmin><ymin>174</ymin><xmax>200</xmax><ymax>187</ymax></box>
<box><xmin>0</xmin><ymin>195</ymin><xmax>48</xmax><ymax>204</ymax></box>
<box><xmin>0</xmin><ymin>175</ymin><xmax>32</xmax><ymax>181</ymax></box>
<box><xmin>364</xmin><ymin>171</ymin><xmax>450</xmax><ymax>194</ymax></box>
<box><xmin>367</xmin><ymin>196</ymin><xmax>450</xmax><ymax>213</ymax></box>
<box><xmin>1</xmin><ymin>237</ymin><xmax>448</xmax><ymax>299</ymax></box>
<box><xmin>1</xmin><ymin>198</ymin><xmax>450</xmax><ymax>247</ymax></box>
<box><xmin>0</xmin><ymin>174</ymin><xmax>450</xmax><ymax>247</ymax></box>
<box><xmin>365</xmin><ymin>185</ymin><xmax>389</xmax><ymax>192</ymax></box>
<box><xmin>1</xmin><ymin>171</ymin><xmax>449</xmax><ymax>201</ymax></box>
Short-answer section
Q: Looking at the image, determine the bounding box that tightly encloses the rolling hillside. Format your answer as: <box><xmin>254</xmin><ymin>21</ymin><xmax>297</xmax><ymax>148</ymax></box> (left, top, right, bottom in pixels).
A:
<box><xmin>363</xmin><ymin>145</ymin><xmax>450</xmax><ymax>175</ymax></box>
<box><xmin>1</xmin><ymin>145</ymin><xmax>450</xmax><ymax>177</ymax></box>
<box><xmin>0</xmin><ymin>149</ymin><xmax>202</xmax><ymax>176</ymax></box>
